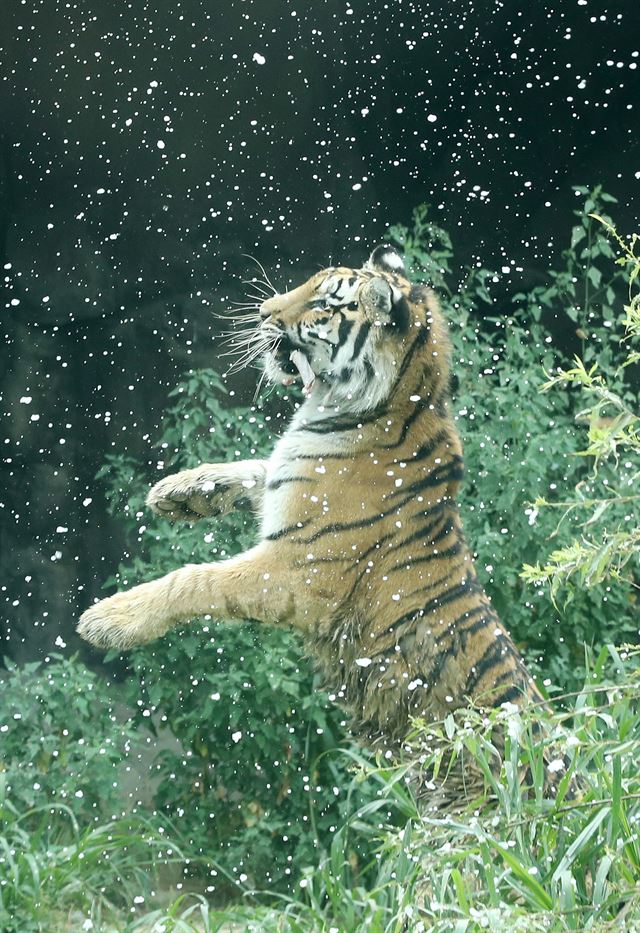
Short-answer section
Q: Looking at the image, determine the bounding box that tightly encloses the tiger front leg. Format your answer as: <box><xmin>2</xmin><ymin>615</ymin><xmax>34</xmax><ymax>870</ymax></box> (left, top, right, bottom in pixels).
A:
<box><xmin>77</xmin><ymin>544</ymin><xmax>321</xmax><ymax>651</ymax></box>
<box><xmin>146</xmin><ymin>459</ymin><xmax>268</xmax><ymax>522</ymax></box>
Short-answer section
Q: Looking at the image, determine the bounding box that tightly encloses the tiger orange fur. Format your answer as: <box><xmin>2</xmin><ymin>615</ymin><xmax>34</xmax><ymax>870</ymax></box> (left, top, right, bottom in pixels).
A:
<box><xmin>78</xmin><ymin>245</ymin><xmax>543</xmax><ymax>753</ymax></box>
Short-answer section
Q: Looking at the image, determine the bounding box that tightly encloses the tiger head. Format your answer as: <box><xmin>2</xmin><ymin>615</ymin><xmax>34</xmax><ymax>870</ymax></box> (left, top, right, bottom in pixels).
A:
<box><xmin>257</xmin><ymin>245</ymin><xmax>438</xmax><ymax>411</ymax></box>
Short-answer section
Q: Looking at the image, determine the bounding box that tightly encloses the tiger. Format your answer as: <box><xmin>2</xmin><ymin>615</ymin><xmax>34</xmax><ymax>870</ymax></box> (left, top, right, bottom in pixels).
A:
<box><xmin>77</xmin><ymin>244</ymin><xmax>543</xmax><ymax>757</ymax></box>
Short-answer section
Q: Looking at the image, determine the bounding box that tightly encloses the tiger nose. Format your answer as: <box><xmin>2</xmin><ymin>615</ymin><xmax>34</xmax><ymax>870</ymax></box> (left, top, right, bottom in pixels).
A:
<box><xmin>259</xmin><ymin>294</ymin><xmax>281</xmax><ymax>319</ymax></box>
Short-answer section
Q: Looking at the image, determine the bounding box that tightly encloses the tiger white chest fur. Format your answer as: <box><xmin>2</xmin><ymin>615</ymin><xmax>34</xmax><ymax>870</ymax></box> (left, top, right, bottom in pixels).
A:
<box><xmin>260</xmin><ymin>399</ymin><xmax>354</xmax><ymax>541</ymax></box>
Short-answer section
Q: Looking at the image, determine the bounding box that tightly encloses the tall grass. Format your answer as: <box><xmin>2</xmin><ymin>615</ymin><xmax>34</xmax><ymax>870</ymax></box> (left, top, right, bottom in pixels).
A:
<box><xmin>141</xmin><ymin>647</ymin><xmax>640</xmax><ymax>932</ymax></box>
<box><xmin>0</xmin><ymin>778</ymin><xmax>184</xmax><ymax>932</ymax></box>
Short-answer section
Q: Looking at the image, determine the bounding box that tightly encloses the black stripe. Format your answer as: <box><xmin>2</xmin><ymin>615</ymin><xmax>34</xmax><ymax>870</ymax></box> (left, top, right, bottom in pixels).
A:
<box><xmin>293</xmin><ymin>477</ymin><xmax>451</xmax><ymax>542</ymax></box>
<box><xmin>421</xmin><ymin>603</ymin><xmax>492</xmax><ymax>650</ymax></box>
<box><xmin>387</xmin><ymin>573</ymin><xmax>480</xmax><ymax>637</ymax></box>
<box><xmin>331</xmin><ymin>314</ymin><xmax>354</xmax><ymax>361</ymax></box>
<box><xmin>387</xmin><ymin>457</ymin><xmax>464</xmax><ymax>501</ymax></box>
<box><xmin>452</xmin><ymin>608</ymin><xmax>497</xmax><ymax>644</ymax></box>
<box><xmin>421</xmin><ymin>574</ymin><xmax>481</xmax><ymax>618</ymax></box>
<box><xmin>406</xmin><ymin>606</ymin><xmax>503</xmax><ymax>698</ymax></box>
<box><xmin>337</xmin><ymin>314</ymin><xmax>355</xmax><ymax>346</ymax></box>
<box><xmin>295</xmin><ymin>476</ymin><xmax>448</xmax><ymax>543</ymax></box>
<box><xmin>350</xmin><ymin>321</ymin><xmax>371</xmax><ymax>361</ymax></box>
<box><xmin>266</xmin><ymin>476</ymin><xmax>314</xmax><ymax>491</ymax></box>
<box><xmin>265</xmin><ymin>519</ymin><xmax>312</xmax><ymax>541</ymax></box>
<box><xmin>388</xmin><ymin>538</ymin><xmax>463</xmax><ymax>574</ymax></box>
<box><xmin>385</xmin><ymin>509</ymin><xmax>451</xmax><ymax>557</ymax></box>
<box><xmin>300</xmin><ymin>415</ymin><xmax>365</xmax><ymax>435</ymax></box>
<box><xmin>465</xmin><ymin>640</ymin><xmax>517</xmax><ymax>695</ymax></box>
<box><xmin>380</xmin><ymin>399</ymin><xmax>429</xmax><ymax>451</ymax></box>
<box><xmin>487</xmin><ymin>683</ymin><xmax>526</xmax><ymax>707</ymax></box>
<box><xmin>298</xmin><ymin>510</ymin><xmax>393</xmax><ymax>544</ymax></box>
<box><xmin>390</xmin><ymin>323</ymin><xmax>430</xmax><ymax>388</ymax></box>
<box><xmin>411</xmin><ymin>429</ymin><xmax>450</xmax><ymax>463</ymax></box>
<box><xmin>329</xmin><ymin>530</ymin><xmax>402</xmax><ymax>606</ymax></box>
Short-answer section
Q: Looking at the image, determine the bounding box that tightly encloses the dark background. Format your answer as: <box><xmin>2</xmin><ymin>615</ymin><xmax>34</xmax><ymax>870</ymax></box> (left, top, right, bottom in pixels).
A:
<box><xmin>1</xmin><ymin>0</ymin><xmax>638</xmax><ymax>662</ymax></box>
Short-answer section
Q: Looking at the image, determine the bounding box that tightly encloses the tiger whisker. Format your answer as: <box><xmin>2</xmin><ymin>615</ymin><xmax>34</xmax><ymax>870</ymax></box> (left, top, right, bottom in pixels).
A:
<box><xmin>242</xmin><ymin>254</ymin><xmax>278</xmax><ymax>295</ymax></box>
<box><xmin>242</xmin><ymin>279</ymin><xmax>271</xmax><ymax>297</ymax></box>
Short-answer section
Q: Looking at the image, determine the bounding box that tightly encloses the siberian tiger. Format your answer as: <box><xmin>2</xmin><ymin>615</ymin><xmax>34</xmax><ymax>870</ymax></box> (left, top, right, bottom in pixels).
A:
<box><xmin>78</xmin><ymin>244</ymin><xmax>543</xmax><ymax>752</ymax></box>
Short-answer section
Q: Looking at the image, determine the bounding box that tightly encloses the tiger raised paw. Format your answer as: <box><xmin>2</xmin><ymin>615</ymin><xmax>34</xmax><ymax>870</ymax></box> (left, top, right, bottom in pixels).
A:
<box><xmin>146</xmin><ymin>460</ymin><xmax>267</xmax><ymax>521</ymax></box>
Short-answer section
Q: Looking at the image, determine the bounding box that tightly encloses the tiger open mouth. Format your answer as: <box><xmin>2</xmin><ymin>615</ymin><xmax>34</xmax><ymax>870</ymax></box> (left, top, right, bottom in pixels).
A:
<box><xmin>287</xmin><ymin>349</ymin><xmax>316</xmax><ymax>397</ymax></box>
<box><xmin>274</xmin><ymin>338</ymin><xmax>316</xmax><ymax>396</ymax></box>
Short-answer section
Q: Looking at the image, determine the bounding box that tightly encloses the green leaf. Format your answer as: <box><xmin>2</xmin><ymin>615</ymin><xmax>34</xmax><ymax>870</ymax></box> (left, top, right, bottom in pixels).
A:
<box><xmin>588</xmin><ymin>265</ymin><xmax>602</xmax><ymax>289</ymax></box>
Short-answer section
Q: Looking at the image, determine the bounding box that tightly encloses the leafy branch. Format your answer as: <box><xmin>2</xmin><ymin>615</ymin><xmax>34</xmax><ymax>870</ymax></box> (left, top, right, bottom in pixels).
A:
<box><xmin>522</xmin><ymin>214</ymin><xmax>640</xmax><ymax>602</ymax></box>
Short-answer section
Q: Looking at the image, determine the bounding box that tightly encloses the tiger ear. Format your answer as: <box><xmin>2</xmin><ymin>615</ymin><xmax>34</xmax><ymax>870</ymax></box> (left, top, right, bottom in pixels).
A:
<box><xmin>360</xmin><ymin>276</ymin><xmax>393</xmax><ymax>321</ymax></box>
<box><xmin>365</xmin><ymin>244</ymin><xmax>406</xmax><ymax>276</ymax></box>
<box><xmin>360</xmin><ymin>276</ymin><xmax>411</xmax><ymax>333</ymax></box>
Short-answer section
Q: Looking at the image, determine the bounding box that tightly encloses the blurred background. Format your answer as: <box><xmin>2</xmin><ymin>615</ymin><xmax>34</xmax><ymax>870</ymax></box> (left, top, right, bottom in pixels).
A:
<box><xmin>1</xmin><ymin>0</ymin><xmax>638</xmax><ymax>660</ymax></box>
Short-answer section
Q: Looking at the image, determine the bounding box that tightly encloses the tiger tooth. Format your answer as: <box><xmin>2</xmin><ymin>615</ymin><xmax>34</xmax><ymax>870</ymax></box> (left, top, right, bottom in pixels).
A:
<box><xmin>289</xmin><ymin>349</ymin><xmax>316</xmax><ymax>397</ymax></box>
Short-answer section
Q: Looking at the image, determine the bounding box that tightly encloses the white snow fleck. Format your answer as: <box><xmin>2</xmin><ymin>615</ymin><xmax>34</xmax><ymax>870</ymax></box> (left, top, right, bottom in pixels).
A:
<box><xmin>19</xmin><ymin>396</ymin><xmax>32</xmax><ymax>404</ymax></box>
<box><xmin>547</xmin><ymin>758</ymin><xmax>565</xmax><ymax>773</ymax></box>
<box><xmin>231</xmin><ymin>730</ymin><xmax>243</xmax><ymax>743</ymax></box>
<box><xmin>252</xmin><ymin>52</ymin><xmax>266</xmax><ymax>65</ymax></box>
<box><xmin>241</xmin><ymin>478</ymin><xmax>257</xmax><ymax>488</ymax></box>
<box><xmin>156</xmin><ymin>140</ymin><xmax>165</xmax><ymax>150</ymax></box>
<box><xmin>55</xmin><ymin>635</ymin><xmax>67</xmax><ymax>648</ymax></box>
<box><xmin>355</xmin><ymin>657</ymin><xmax>372</xmax><ymax>667</ymax></box>
<box><xmin>427</xmin><ymin>113</ymin><xmax>438</xmax><ymax>122</ymax></box>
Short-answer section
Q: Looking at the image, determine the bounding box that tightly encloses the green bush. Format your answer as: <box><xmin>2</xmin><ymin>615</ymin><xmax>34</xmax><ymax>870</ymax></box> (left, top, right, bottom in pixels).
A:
<box><xmin>0</xmin><ymin>655</ymin><xmax>178</xmax><ymax>932</ymax></box>
<box><xmin>0</xmin><ymin>654</ymin><xmax>136</xmax><ymax>825</ymax></box>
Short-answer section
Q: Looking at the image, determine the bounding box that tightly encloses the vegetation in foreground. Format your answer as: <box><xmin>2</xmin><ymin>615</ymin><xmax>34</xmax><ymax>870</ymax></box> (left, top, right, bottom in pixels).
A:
<box><xmin>1</xmin><ymin>190</ymin><xmax>639</xmax><ymax>930</ymax></box>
